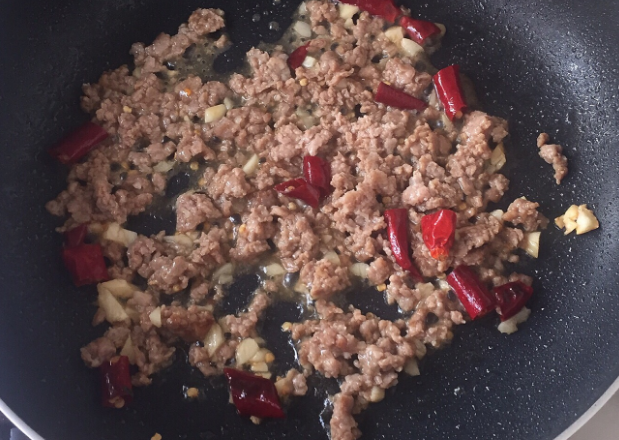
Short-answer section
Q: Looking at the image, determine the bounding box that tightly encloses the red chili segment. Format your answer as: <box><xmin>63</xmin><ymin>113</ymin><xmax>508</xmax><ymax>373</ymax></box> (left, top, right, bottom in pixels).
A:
<box><xmin>340</xmin><ymin>0</ymin><xmax>401</xmax><ymax>23</ymax></box>
<box><xmin>63</xmin><ymin>224</ymin><xmax>89</xmax><ymax>247</ymax></box>
<box><xmin>421</xmin><ymin>209</ymin><xmax>457</xmax><ymax>260</ymax></box>
<box><xmin>288</xmin><ymin>44</ymin><xmax>309</xmax><ymax>71</ymax></box>
<box><xmin>384</xmin><ymin>208</ymin><xmax>423</xmax><ymax>282</ymax></box>
<box><xmin>447</xmin><ymin>265</ymin><xmax>495</xmax><ymax>319</ymax></box>
<box><xmin>49</xmin><ymin>121</ymin><xmax>109</xmax><ymax>165</ymax></box>
<box><xmin>493</xmin><ymin>281</ymin><xmax>534</xmax><ymax>321</ymax></box>
<box><xmin>62</xmin><ymin>243</ymin><xmax>109</xmax><ymax>287</ymax></box>
<box><xmin>303</xmin><ymin>156</ymin><xmax>332</xmax><ymax>197</ymax></box>
<box><xmin>100</xmin><ymin>356</ymin><xmax>133</xmax><ymax>408</ymax></box>
<box><xmin>274</xmin><ymin>178</ymin><xmax>322</xmax><ymax>208</ymax></box>
<box><xmin>375</xmin><ymin>82</ymin><xmax>427</xmax><ymax>112</ymax></box>
<box><xmin>224</xmin><ymin>368</ymin><xmax>285</xmax><ymax>419</ymax></box>
<box><xmin>433</xmin><ymin>65</ymin><xmax>467</xmax><ymax>120</ymax></box>
<box><xmin>399</xmin><ymin>16</ymin><xmax>441</xmax><ymax>46</ymax></box>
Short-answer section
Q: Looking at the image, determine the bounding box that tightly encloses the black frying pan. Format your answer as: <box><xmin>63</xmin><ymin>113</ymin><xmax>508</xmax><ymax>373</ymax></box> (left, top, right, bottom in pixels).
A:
<box><xmin>1</xmin><ymin>0</ymin><xmax>618</xmax><ymax>439</ymax></box>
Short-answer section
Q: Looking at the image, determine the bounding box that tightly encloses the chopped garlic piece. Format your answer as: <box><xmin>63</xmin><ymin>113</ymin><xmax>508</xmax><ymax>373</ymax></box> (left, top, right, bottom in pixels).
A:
<box><xmin>204</xmin><ymin>104</ymin><xmax>227</xmax><ymax>123</ymax></box>
<box><xmin>213</xmin><ymin>263</ymin><xmax>234</xmax><ymax>285</ymax></box>
<box><xmin>576</xmin><ymin>205</ymin><xmax>600</xmax><ymax>235</ymax></box>
<box><xmin>250</xmin><ymin>348</ymin><xmax>267</xmax><ymax>364</ymax></box>
<box><xmin>120</xmin><ymin>335</ymin><xmax>136</xmax><ymax>364</ymax></box>
<box><xmin>384</xmin><ymin>26</ymin><xmax>404</xmax><ymax>43</ymax></box>
<box><xmin>98</xmin><ymin>279</ymin><xmax>138</xmax><ymax>299</ymax></box>
<box><xmin>163</xmin><ymin>233</ymin><xmax>195</xmax><ymax>248</ymax></box>
<box><xmin>369</xmin><ymin>386</ymin><xmax>385</xmax><ymax>403</ymax></box>
<box><xmin>491</xmin><ymin>142</ymin><xmax>506</xmax><ymax>167</ymax></box>
<box><xmin>555</xmin><ymin>204</ymin><xmax>599</xmax><ymax>236</ymax></box>
<box><xmin>521</xmin><ymin>231</ymin><xmax>541</xmax><ymax>258</ymax></box>
<box><xmin>417</xmin><ymin>282</ymin><xmax>435</xmax><ymax>299</ymax></box>
<box><xmin>149</xmin><ymin>307</ymin><xmax>162</xmax><ymax>328</ymax></box>
<box><xmin>97</xmin><ymin>287</ymin><xmax>129</xmax><ymax>323</ymax></box>
<box><xmin>204</xmin><ymin>323</ymin><xmax>224</xmax><ymax>356</ymax></box>
<box><xmin>486</xmin><ymin>142</ymin><xmax>506</xmax><ymax>173</ymax></box>
<box><xmin>102</xmin><ymin>222</ymin><xmax>138</xmax><ymax>247</ymax></box>
<box><xmin>404</xmin><ymin>358</ymin><xmax>420</xmax><ymax>376</ymax></box>
<box><xmin>251</xmin><ymin>361</ymin><xmax>270</xmax><ymax>373</ymax></box>
<box><xmin>323</xmin><ymin>251</ymin><xmax>340</xmax><ymax>266</ymax></box>
<box><xmin>489</xmin><ymin>209</ymin><xmax>504</xmax><ymax>221</ymax></box>
<box><xmin>293</xmin><ymin>21</ymin><xmax>312</xmax><ymax>38</ymax></box>
<box><xmin>498</xmin><ymin>307</ymin><xmax>531</xmax><ymax>334</ymax></box>
<box><xmin>338</xmin><ymin>3</ymin><xmax>359</xmax><ymax>19</ymax></box>
<box><xmin>400</xmin><ymin>38</ymin><xmax>424</xmax><ymax>58</ymax></box>
<box><xmin>236</xmin><ymin>338</ymin><xmax>260</xmax><ymax>366</ymax></box>
<box><xmin>223</xmin><ymin>97</ymin><xmax>234</xmax><ymax>110</ymax></box>
<box><xmin>564</xmin><ymin>217</ymin><xmax>578</xmax><ymax>235</ymax></box>
<box><xmin>264</xmin><ymin>263</ymin><xmax>286</xmax><ymax>277</ymax></box>
<box><xmin>242</xmin><ymin>154</ymin><xmax>260</xmax><ymax>176</ymax></box>
<box><xmin>153</xmin><ymin>160</ymin><xmax>175</xmax><ymax>174</ymax></box>
<box><xmin>350</xmin><ymin>263</ymin><xmax>369</xmax><ymax>279</ymax></box>
<box><xmin>565</xmin><ymin>204</ymin><xmax>579</xmax><ymax>221</ymax></box>
<box><xmin>302</xmin><ymin>56</ymin><xmax>317</xmax><ymax>68</ymax></box>
<box><xmin>413</xmin><ymin>339</ymin><xmax>427</xmax><ymax>358</ymax></box>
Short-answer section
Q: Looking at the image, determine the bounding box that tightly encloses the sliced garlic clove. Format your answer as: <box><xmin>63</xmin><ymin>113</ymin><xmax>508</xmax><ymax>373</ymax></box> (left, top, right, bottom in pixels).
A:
<box><xmin>204</xmin><ymin>104</ymin><xmax>227</xmax><ymax>123</ymax></box>
<box><xmin>338</xmin><ymin>3</ymin><xmax>359</xmax><ymax>20</ymax></box>
<box><xmin>149</xmin><ymin>307</ymin><xmax>162</xmax><ymax>328</ymax></box>
<box><xmin>521</xmin><ymin>231</ymin><xmax>541</xmax><ymax>258</ymax></box>
<box><xmin>236</xmin><ymin>338</ymin><xmax>260</xmax><ymax>366</ymax></box>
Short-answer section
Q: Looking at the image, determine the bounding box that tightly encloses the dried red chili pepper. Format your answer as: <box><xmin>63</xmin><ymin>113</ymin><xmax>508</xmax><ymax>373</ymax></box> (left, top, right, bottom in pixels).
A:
<box><xmin>433</xmin><ymin>65</ymin><xmax>467</xmax><ymax>121</ymax></box>
<box><xmin>63</xmin><ymin>224</ymin><xmax>89</xmax><ymax>247</ymax></box>
<box><xmin>384</xmin><ymin>208</ymin><xmax>423</xmax><ymax>282</ymax></box>
<box><xmin>421</xmin><ymin>209</ymin><xmax>457</xmax><ymax>260</ymax></box>
<box><xmin>303</xmin><ymin>156</ymin><xmax>332</xmax><ymax>197</ymax></box>
<box><xmin>340</xmin><ymin>0</ymin><xmax>401</xmax><ymax>23</ymax></box>
<box><xmin>49</xmin><ymin>121</ymin><xmax>109</xmax><ymax>165</ymax></box>
<box><xmin>62</xmin><ymin>243</ymin><xmax>109</xmax><ymax>286</ymax></box>
<box><xmin>399</xmin><ymin>16</ymin><xmax>441</xmax><ymax>46</ymax></box>
<box><xmin>224</xmin><ymin>368</ymin><xmax>285</xmax><ymax>419</ymax></box>
<box><xmin>375</xmin><ymin>82</ymin><xmax>427</xmax><ymax>112</ymax></box>
<box><xmin>274</xmin><ymin>178</ymin><xmax>321</xmax><ymax>208</ymax></box>
<box><xmin>493</xmin><ymin>281</ymin><xmax>534</xmax><ymax>321</ymax></box>
<box><xmin>100</xmin><ymin>355</ymin><xmax>133</xmax><ymax>408</ymax></box>
<box><xmin>288</xmin><ymin>44</ymin><xmax>309</xmax><ymax>71</ymax></box>
<box><xmin>447</xmin><ymin>265</ymin><xmax>495</xmax><ymax>319</ymax></box>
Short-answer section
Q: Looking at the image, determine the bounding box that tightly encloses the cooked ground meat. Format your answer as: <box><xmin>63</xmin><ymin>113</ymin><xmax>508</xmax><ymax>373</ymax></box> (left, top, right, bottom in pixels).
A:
<box><xmin>537</xmin><ymin>132</ymin><xmax>568</xmax><ymax>184</ymax></box>
<box><xmin>503</xmin><ymin>198</ymin><xmax>549</xmax><ymax>232</ymax></box>
<box><xmin>223</xmin><ymin>291</ymin><xmax>271</xmax><ymax>338</ymax></box>
<box><xmin>300</xmin><ymin>258</ymin><xmax>351</xmax><ymax>300</ymax></box>
<box><xmin>80</xmin><ymin>336</ymin><xmax>117</xmax><ymax>368</ymax></box>
<box><xmin>176</xmin><ymin>193</ymin><xmax>222</xmax><ymax>233</ymax></box>
<box><xmin>46</xmin><ymin>2</ymin><xmax>550</xmax><ymax>439</ymax></box>
<box><xmin>160</xmin><ymin>305</ymin><xmax>214</xmax><ymax>342</ymax></box>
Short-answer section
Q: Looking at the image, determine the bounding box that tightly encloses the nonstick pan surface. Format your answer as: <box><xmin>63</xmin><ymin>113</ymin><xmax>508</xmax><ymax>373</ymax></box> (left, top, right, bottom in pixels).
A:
<box><xmin>0</xmin><ymin>0</ymin><xmax>618</xmax><ymax>439</ymax></box>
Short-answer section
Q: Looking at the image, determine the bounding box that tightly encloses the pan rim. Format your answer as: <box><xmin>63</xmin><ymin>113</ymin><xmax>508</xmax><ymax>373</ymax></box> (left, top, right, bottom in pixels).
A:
<box><xmin>1</xmin><ymin>376</ymin><xmax>619</xmax><ymax>440</ymax></box>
